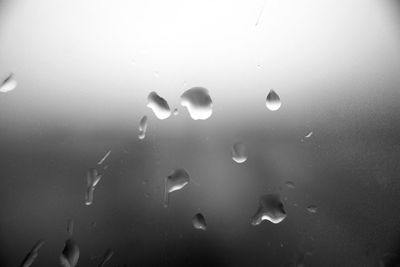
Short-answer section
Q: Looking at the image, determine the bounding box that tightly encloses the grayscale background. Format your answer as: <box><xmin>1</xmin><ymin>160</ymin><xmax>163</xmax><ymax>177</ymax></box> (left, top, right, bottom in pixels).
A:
<box><xmin>0</xmin><ymin>0</ymin><xmax>400</xmax><ymax>266</ymax></box>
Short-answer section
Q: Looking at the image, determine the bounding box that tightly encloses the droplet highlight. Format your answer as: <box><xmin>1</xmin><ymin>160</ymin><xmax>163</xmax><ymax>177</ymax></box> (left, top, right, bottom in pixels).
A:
<box><xmin>251</xmin><ymin>194</ymin><xmax>287</xmax><ymax>225</ymax></box>
<box><xmin>232</xmin><ymin>142</ymin><xmax>248</xmax><ymax>163</ymax></box>
<box><xmin>147</xmin><ymin>91</ymin><xmax>171</xmax><ymax>120</ymax></box>
<box><xmin>266</xmin><ymin>90</ymin><xmax>281</xmax><ymax>111</ymax></box>
<box><xmin>192</xmin><ymin>213</ymin><xmax>207</xmax><ymax>231</ymax></box>
<box><xmin>138</xmin><ymin>115</ymin><xmax>148</xmax><ymax>140</ymax></box>
<box><xmin>180</xmin><ymin>87</ymin><xmax>213</xmax><ymax>120</ymax></box>
<box><xmin>164</xmin><ymin>168</ymin><xmax>190</xmax><ymax>207</ymax></box>
<box><xmin>0</xmin><ymin>73</ymin><xmax>17</xmax><ymax>93</ymax></box>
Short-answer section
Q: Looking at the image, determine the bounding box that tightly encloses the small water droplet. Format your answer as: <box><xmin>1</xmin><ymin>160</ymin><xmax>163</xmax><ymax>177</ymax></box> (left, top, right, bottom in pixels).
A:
<box><xmin>173</xmin><ymin>108</ymin><xmax>179</xmax><ymax>116</ymax></box>
<box><xmin>147</xmin><ymin>92</ymin><xmax>171</xmax><ymax>120</ymax></box>
<box><xmin>97</xmin><ymin>150</ymin><xmax>111</xmax><ymax>165</ymax></box>
<box><xmin>192</xmin><ymin>213</ymin><xmax>207</xmax><ymax>231</ymax></box>
<box><xmin>257</xmin><ymin>64</ymin><xmax>262</xmax><ymax>69</ymax></box>
<box><xmin>154</xmin><ymin>71</ymin><xmax>159</xmax><ymax>78</ymax></box>
<box><xmin>20</xmin><ymin>239</ymin><xmax>45</xmax><ymax>267</ymax></box>
<box><xmin>164</xmin><ymin>168</ymin><xmax>190</xmax><ymax>207</ymax></box>
<box><xmin>304</xmin><ymin>131</ymin><xmax>313</xmax><ymax>139</ymax></box>
<box><xmin>60</xmin><ymin>239</ymin><xmax>79</xmax><ymax>267</ymax></box>
<box><xmin>98</xmin><ymin>248</ymin><xmax>114</xmax><ymax>267</ymax></box>
<box><xmin>266</xmin><ymin>90</ymin><xmax>281</xmax><ymax>111</ymax></box>
<box><xmin>85</xmin><ymin>168</ymin><xmax>102</xmax><ymax>206</ymax></box>
<box><xmin>67</xmin><ymin>219</ymin><xmax>74</xmax><ymax>236</ymax></box>
<box><xmin>0</xmin><ymin>73</ymin><xmax>17</xmax><ymax>93</ymax></box>
<box><xmin>251</xmin><ymin>194</ymin><xmax>287</xmax><ymax>225</ymax></box>
<box><xmin>232</xmin><ymin>142</ymin><xmax>248</xmax><ymax>163</ymax></box>
<box><xmin>285</xmin><ymin>181</ymin><xmax>295</xmax><ymax>188</ymax></box>
<box><xmin>138</xmin><ymin>115</ymin><xmax>148</xmax><ymax>140</ymax></box>
<box><xmin>181</xmin><ymin>87</ymin><xmax>213</xmax><ymax>120</ymax></box>
<box><xmin>307</xmin><ymin>205</ymin><xmax>318</xmax><ymax>214</ymax></box>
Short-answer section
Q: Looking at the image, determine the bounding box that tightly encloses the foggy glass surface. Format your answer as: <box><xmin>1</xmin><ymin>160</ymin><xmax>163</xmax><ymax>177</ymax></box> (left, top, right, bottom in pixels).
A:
<box><xmin>0</xmin><ymin>0</ymin><xmax>400</xmax><ymax>266</ymax></box>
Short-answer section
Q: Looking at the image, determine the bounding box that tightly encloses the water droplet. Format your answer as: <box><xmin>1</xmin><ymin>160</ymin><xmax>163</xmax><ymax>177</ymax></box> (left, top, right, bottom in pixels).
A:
<box><xmin>98</xmin><ymin>248</ymin><xmax>114</xmax><ymax>267</ymax></box>
<box><xmin>266</xmin><ymin>90</ymin><xmax>281</xmax><ymax>111</ymax></box>
<box><xmin>147</xmin><ymin>92</ymin><xmax>171</xmax><ymax>120</ymax></box>
<box><xmin>304</xmin><ymin>131</ymin><xmax>313</xmax><ymax>139</ymax></box>
<box><xmin>60</xmin><ymin>239</ymin><xmax>79</xmax><ymax>267</ymax></box>
<box><xmin>285</xmin><ymin>181</ymin><xmax>295</xmax><ymax>188</ymax></box>
<box><xmin>173</xmin><ymin>108</ymin><xmax>179</xmax><ymax>116</ymax></box>
<box><xmin>20</xmin><ymin>239</ymin><xmax>45</xmax><ymax>267</ymax></box>
<box><xmin>307</xmin><ymin>205</ymin><xmax>318</xmax><ymax>213</ymax></box>
<box><xmin>138</xmin><ymin>115</ymin><xmax>148</xmax><ymax>140</ymax></box>
<box><xmin>251</xmin><ymin>194</ymin><xmax>287</xmax><ymax>225</ymax></box>
<box><xmin>98</xmin><ymin>150</ymin><xmax>111</xmax><ymax>165</ymax></box>
<box><xmin>164</xmin><ymin>168</ymin><xmax>190</xmax><ymax>207</ymax></box>
<box><xmin>85</xmin><ymin>168</ymin><xmax>102</xmax><ymax>206</ymax></box>
<box><xmin>154</xmin><ymin>71</ymin><xmax>159</xmax><ymax>78</ymax></box>
<box><xmin>180</xmin><ymin>87</ymin><xmax>213</xmax><ymax>120</ymax></box>
<box><xmin>232</xmin><ymin>142</ymin><xmax>248</xmax><ymax>163</ymax></box>
<box><xmin>0</xmin><ymin>73</ymin><xmax>17</xmax><ymax>93</ymax></box>
<box><xmin>67</xmin><ymin>219</ymin><xmax>74</xmax><ymax>236</ymax></box>
<box><xmin>192</xmin><ymin>213</ymin><xmax>207</xmax><ymax>231</ymax></box>
<box><xmin>257</xmin><ymin>64</ymin><xmax>262</xmax><ymax>69</ymax></box>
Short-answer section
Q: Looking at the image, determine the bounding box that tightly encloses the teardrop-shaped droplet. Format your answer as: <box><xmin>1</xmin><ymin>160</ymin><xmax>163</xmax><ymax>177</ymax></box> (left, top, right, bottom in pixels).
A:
<box><xmin>20</xmin><ymin>239</ymin><xmax>45</xmax><ymax>267</ymax></box>
<box><xmin>164</xmin><ymin>168</ymin><xmax>190</xmax><ymax>207</ymax></box>
<box><xmin>192</xmin><ymin>213</ymin><xmax>207</xmax><ymax>231</ymax></box>
<box><xmin>307</xmin><ymin>205</ymin><xmax>318</xmax><ymax>214</ymax></box>
<box><xmin>0</xmin><ymin>73</ymin><xmax>17</xmax><ymax>93</ymax></box>
<box><xmin>285</xmin><ymin>181</ymin><xmax>295</xmax><ymax>188</ymax></box>
<box><xmin>180</xmin><ymin>87</ymin><xmax>213</xmax><ymax>120</ymax></box>
<box><xmin>147</xmin><ymin>92</ymin><xmax>171</xmax><ymax>120</ymax></box>
<box><xmin>98</xmin><ymin>248</ymin><xmax>114</xmax><ymax>267</ymax></box>
<box><xmin>251</xmin><ymin>194</ymin><xmax>287</xmax><ymax>225</ymax></box>
<box><xmin>67</xmin><ymin>219</ymin><xmax>74</xmax><ymax>236</ymax></box>
<box><xmin>232</xmin><ymin>142</ymin><xmax>248</xmax><ymax>163</ymax></box>
<box><xmin>138</xmin><ymin>115</ymin><xmax>148</xmax><ymax>140</ymax></box>
<box><xmin>266</xmin><ymin>90</ymin><xmax>281</xmax><ymax>111</ymax></box>
<box><xmin>60</xmin><ymin>239</ymin><xmax>79</xmax><ymax>267</ymax></box>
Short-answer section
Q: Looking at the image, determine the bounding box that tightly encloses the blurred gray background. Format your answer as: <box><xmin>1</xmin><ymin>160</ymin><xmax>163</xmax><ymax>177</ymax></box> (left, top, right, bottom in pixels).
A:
<box><xmin>0</xmin><ymin>0</ymin><xmax>400</xmax><ymax>266</ymax></box>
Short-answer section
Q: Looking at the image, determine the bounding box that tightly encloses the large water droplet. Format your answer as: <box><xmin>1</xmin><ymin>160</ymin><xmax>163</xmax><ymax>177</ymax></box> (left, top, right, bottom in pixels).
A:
<box><xmin>20</xmin><ymin>239</ymin><xmax>45</xmax><ymax>267</ymax></box>
<box><xmin>147</xmin><ymin>92</ymin><xmax>171</xmax><ymax>120</ymax></box>
<box><xmin>251</xmin><ymin>194</ymin><xmax>287</xmax><ymax>225</ymax></box>
<box><xmin>138</xmin><ymin>115</ymin><xmax>148</xmax><ymax>140</ymax></box>
<box><xmin>307</xmin><ymin>205</ymin><xmax>318</xmax><ymax>214</ymax></box>
<box><xmin>192</xmin><ymin>213</ymin><xmax>207</xmax><ymax>230</ymax></box>
<box><xmin>60</xmin><ymin>239</ymin><xmax>79</xmax><ymax>267</ymax></box>
<box><xmin>164</xmin><ymin>168</ymin><xmax>189</xmax><ymax>207</ymax></box>
<box><xmin>0</xmin><ymin>73</ymin><xmax>17</xmax><ymax>93</ymax></box>
<box><xmin>180</xmin><ymin>87</ymin><xmax>213</xmax><ymax>120</ymax></box>
<box><xmin>98</xmin><ymin>248</ymin><xmax>114</xmax><ymax>267</ymax></box>
<box><xmin>266</xmin><ymin>90</ymin><xmax>281</xmax><ymax>111</ymax></box>
<box><xmin>232</xmin><ymin>142</ymin><xmax>248</xmax><ymax>163</ymax></box>
<box><xmin>85</xmin><ymin>168</ymin><xmax>102</xmax><ymax>206</ymax></box>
